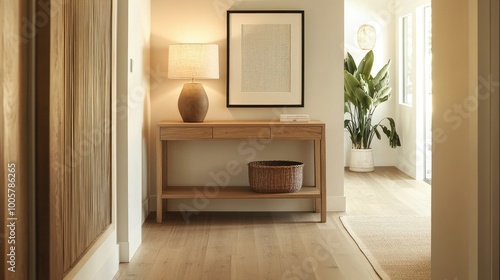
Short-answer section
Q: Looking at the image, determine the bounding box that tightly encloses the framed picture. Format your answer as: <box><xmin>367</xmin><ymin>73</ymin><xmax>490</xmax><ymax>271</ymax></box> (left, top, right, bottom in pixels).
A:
<box><xmin>226</xmin><ymin>10</ymin><xmax>304</xmax><ymax>107</ymax></box>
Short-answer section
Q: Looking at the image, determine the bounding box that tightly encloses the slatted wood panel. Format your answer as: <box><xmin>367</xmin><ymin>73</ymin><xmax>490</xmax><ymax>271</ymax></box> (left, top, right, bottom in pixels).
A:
<box><xmin>59</xmin><ymin>0</ymin><xmax>113</xmax><ymax>273</ymax></box>
<box><xmin>35</xmin><ymin>0</ymin><xmax>113</xmax><ymax>278</ymax></box>
<box><xmin>0</xmin><ymin>0</ymin><xmax>29</xmax><ymax>279</ymax></box>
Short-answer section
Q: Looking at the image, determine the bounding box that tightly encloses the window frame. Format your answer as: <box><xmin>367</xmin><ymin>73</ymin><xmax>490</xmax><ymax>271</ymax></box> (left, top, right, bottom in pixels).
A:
<box><xmin>399</xmin><ymin>13</ymin><xmax>414</xmax><ymax>106</ymax></box>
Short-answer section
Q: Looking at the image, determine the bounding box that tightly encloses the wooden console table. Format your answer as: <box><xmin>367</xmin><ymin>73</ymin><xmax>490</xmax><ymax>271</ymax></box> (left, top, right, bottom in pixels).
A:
<box><xmin>156</xmin><ymin>120</ymin><xmax>326</xmax><ymax>223</ymax></box>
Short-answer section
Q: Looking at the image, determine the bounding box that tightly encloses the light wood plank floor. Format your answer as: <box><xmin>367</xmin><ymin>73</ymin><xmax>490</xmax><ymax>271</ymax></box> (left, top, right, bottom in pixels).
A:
<box><xmin>113</xmin><ymin>167</ymin><xmax>431</xmax><ymax>280</ymax></box>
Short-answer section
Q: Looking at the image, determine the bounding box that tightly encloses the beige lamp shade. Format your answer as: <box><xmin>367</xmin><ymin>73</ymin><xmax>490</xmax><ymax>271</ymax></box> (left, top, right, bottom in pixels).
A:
<box><xmin>168</xmin><ymin>44</ymin><xmax>219</xmax><ymax>80</ymax></box>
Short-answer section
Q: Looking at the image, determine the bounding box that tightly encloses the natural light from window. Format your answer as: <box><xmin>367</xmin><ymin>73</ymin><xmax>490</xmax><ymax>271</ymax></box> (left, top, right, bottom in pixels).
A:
<box><xmin>400</xmin><ymin>14</ymin><xmax>413</xmax><ymax>106</ymax></box>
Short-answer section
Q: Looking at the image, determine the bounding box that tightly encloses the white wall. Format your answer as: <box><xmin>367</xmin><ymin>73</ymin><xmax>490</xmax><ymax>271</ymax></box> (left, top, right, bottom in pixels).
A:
<box><xmin>116</xmin><ymin>0</ymin><xmax>151</xmax><ymax>262</ymax></box>
<box><xmin>344</xmin><ymin>0</ymin><xmax>399</xmax><ymax>167</ymax></box>
<box><xmin>149</xmin><ymin>0</ymin><xmax>346</xmax><ymax>212</ymax></box>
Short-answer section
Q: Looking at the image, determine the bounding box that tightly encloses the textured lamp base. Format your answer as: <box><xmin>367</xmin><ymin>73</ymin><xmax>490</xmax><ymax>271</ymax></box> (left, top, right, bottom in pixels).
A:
<box><xmin>178</xmin><ymin>83</ymin><xmax>209</xmax><ymax>122</ymax></box>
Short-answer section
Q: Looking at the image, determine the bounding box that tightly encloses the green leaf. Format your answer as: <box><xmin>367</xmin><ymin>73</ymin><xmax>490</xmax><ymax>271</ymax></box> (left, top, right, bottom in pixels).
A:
<box><xmin>353</xmin><ymin>88</ymin><xmax>372</xmax><ymax>111</ymax></box>
<box><xmin>373</xmin><ymin>87</ymin><xmax>392</xmax><ymax>107</ymax></box>
<box><xmin>344</xmin><ymin>70</ymin><xmax>360</xmax><ymax>92</ymax></box>
<box><xmin>373</xmin><ymin>72</ymin><xmax>389</xmax><ymax>92</ymax></box>
<box><xmin>357</xmin><ymin>50</ymin><xmax>374</xmax><ymax>78</ymax></box>
<box><xmin>373</xmin><ymin>59</ymin><xmax>391</xmax><ymax>84</ymax></box>
<box><xmin>345</xmin><ymin>52</ymin><xmax>357</xmax><ymax>74</ymax></box>
<box><xmin>378</xmin><ymin>118</ymin><xmax>402</xmax><ymax>148</ymax></box>
<box><xmin>377</xmin><ymin>86</ymin><xmax>392</xmax><ymax>100</ymax></box>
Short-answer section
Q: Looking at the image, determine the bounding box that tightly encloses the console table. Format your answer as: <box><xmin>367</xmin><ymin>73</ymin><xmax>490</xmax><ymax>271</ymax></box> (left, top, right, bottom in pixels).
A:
<box><xmin>156</xmin><ymin>120</ymin><xmax>326</xmax><ymax>223</ymax></box>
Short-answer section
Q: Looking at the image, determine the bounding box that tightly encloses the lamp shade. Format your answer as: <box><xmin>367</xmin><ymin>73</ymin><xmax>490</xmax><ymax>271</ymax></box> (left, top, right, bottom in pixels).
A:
<box><xmin>168</xmin><ymin>44</ymin><xmax>219</xmax><ymax>80</ymax></box>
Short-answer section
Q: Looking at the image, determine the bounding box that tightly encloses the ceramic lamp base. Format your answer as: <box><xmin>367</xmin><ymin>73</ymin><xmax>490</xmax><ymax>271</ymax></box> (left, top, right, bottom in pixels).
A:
<box><xmin>177</xmin><ymin>83</ymin><xmax>209</xmax><ymax>122</ymax></box>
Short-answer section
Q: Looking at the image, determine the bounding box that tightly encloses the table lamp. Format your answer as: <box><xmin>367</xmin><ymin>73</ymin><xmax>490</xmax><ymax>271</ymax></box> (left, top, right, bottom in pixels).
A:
<box><xmin>168</xmin><ymin>44</ymin><xmax>219</xmax><ymax>122</ymax></box>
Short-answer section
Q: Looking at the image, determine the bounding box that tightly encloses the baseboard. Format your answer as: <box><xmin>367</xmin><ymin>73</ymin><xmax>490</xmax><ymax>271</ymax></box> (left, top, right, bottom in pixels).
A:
<box><xmin>142</xmin><ymin>196</ymin><xmax>150</xmax><ymax>223</ymax></box>
<box><xmin>64</xmin><ymin>228</ymin><xmax>119</xmax><ymax>280</ymax></box>
<box><xmin>397</xmin><ymin>159</ymin><xmax>417</xmax><ymax>179</ymax></box>
<box><xmin>149</xmin><ymin>195</ymin><xmax>156</xmax><ymax>213</ymax></box>
<box><xmin>327</xmin><ymin>195</ymin><xmax>346</xmax><ymax>211</ymax></box>
<box><xmin>117</xmin><ymin>196</ymin><xmax>147</xmax><ymax>263</ymax></box>
<box><xmin>118</xmin><ymin>224</ymin><xmax>142</xmax><ymax>262</ymax></box>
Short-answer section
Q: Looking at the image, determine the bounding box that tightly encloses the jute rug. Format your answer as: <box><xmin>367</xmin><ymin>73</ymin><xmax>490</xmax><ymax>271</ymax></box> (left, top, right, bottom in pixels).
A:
<box><xmin>340</xmin><ymin>216</ymin><xmax>431</xmax><ymax>280</ymax></box>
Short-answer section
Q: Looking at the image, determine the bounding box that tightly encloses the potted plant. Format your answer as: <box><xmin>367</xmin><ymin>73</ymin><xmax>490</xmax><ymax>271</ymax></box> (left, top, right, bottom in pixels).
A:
<box><xmin>344</xmin><ymin>50</ymin><xmax>401</xmax><ymax>172</ymax></box>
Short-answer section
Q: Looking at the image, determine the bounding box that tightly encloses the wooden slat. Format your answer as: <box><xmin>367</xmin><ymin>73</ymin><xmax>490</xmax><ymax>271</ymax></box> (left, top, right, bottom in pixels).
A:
<box><xmin>163</xmin><ymin>186</ymin><xmax>320</xmax><ymax>199</ymax></box>
<box><xmin>49</xmin><ymin>0</ymin><xmax>65</xmax><ymax>276</ymax></box>
<box><xmin>213</xmin><ymin>127</ymin><xmax>271</xmax><ymax>139</ymax></box>
<box><xmin>158</xmin><ymin>120</ymin><xmax>325</xmax><ymax>126</ymax></box>
<box><xmin>156</xmin><ymin>132</ymin><xmax>166</xmax><ymax>223</ymax></box>
<box><xmin>272</xmin><ymin>126</ymin><xmax>322</xmax><ymax>139</ymax></box>
<box><xmin>160</xmin><ymin>127</ymin><xmax>212</xmax><ymax>140</ymax></box>
<box><xmin>314</xmin><ymin>139</ymin><xmax>322</xmax><ymax>214</ymax></box>
<box><xmin>320</xmin><ymin>125</ymin><xmax>327</xmax><ymax>222</ymax></box>
<box><xmin>34</xmin><ymin>0</ymin><xmax>52</xmax><ymax>277</ymax></box>
<box><xmin>0</xmin><ymin>0</ymin><xmax>29</xmax><ymax>278</ymax></box>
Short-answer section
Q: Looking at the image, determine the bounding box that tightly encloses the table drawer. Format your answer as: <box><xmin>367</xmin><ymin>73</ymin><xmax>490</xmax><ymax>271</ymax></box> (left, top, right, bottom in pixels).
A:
<box><xmin>160</xmin><ymin>127</ymin><xmax>212</xmax><ymax>140</ymax></box>
<box><xmin>213</xmin><ymin>127</ymin><xmax>271</xmax><ymax>139</ymax></box>
<box><xmin>272</xmin><ymin>126</ymin><xmax>322</xmax><ymax>139</ymax></box>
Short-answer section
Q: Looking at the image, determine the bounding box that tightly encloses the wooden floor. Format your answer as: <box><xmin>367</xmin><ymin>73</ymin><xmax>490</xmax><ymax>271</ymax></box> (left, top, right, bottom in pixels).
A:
<box><xmin>113</xmin><ymin>167</ymin><xmax>431</xmax><ymax>280</ymax></box>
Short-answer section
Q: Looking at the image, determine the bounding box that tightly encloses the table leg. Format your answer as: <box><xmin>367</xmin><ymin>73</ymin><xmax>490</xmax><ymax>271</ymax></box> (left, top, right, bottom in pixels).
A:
<box><xmin>156</xmin><ymin>133</ymin><xmax>163</xmax><ymax>223</ymax></box>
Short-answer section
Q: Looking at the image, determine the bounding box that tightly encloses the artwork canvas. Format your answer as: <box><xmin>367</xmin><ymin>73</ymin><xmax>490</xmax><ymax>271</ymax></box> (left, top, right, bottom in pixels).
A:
<box><xmin>227</xmin><ymin>11</ymin><xmax>304</xmax><ymax>107</ymax></box>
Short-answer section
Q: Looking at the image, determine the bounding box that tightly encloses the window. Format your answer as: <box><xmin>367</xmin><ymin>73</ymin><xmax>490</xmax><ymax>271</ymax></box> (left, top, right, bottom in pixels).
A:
<box><xmin>400</xmin><ymin>14</ymin><xmax>413</xmax><ymax>105</ymax></box>
<box><xmin>397</xmin><ymin>3</ymin><xmax>432</xmax><ymax>181</ymax></box>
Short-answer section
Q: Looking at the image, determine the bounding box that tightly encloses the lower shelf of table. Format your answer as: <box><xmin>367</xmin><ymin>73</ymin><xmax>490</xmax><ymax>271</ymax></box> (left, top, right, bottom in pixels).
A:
<box><xmin>161</xmin><ymin>186</ymin><xmax>321</xmax><ymax>199</ymax></box>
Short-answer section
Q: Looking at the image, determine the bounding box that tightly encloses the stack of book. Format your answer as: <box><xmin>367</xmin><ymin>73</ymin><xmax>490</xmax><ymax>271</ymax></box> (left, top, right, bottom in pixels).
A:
<box><xmin>279</xmin><ymin>114</ymin><xmax>310</xmax><ymax>122</ymax></box>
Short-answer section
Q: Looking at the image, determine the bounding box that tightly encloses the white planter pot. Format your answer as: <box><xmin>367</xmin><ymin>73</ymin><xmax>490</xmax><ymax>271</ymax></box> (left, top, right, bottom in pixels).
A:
<box><xmin>349</xmin><ymin>148</ymin><xmax>374</xmax><ymax>172</ymax></box>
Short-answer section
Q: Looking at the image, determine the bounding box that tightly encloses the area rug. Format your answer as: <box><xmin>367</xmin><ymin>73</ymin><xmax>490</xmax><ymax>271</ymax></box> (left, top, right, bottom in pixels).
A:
<box><xmin>340</xmin><ymin>216</ymin><xmax>431</xmax><ymax>280</ymax></box>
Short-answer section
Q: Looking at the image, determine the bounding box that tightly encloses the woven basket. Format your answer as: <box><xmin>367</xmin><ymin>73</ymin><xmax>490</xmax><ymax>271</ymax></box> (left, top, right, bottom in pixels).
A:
<box><xmin>248</xmin><ymin>160</ymin><xmax>304</xmax><ymax>193</ymax></box>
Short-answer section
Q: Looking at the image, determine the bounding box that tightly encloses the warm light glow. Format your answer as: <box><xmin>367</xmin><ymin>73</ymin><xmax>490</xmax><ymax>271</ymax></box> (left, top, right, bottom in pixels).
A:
<box><xmin>357</xmin><ymin>24</ymin><xmax>376</xmax><ymax>50</ymax></box>
<box><xmin>168</xmin><ymin>44</ymin><xmax>219</xmax><ymax>80</ymax></box>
